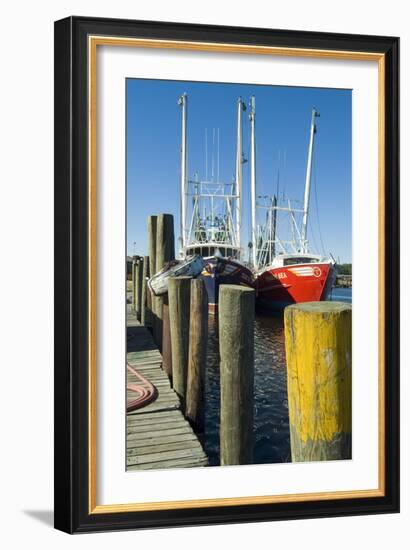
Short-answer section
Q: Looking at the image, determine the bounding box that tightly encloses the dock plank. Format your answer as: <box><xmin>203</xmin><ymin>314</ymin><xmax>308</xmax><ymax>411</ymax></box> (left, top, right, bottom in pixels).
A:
<box><xmin>128</xmin><ymin>440</ymin><xmax>202</xmax><ymax>456</ymax></box>
<box><xmin>126</xmin><ymin>314</ymin><xmax>207</xmax><ymax>470</ymax></box>
<box><xmin>128</xmin><ymin>457</ymin><xmax>208</xmax><ymax>470</ymax></box>
<box><xmin>127</xmin><ymin>433</ymin><xmax>198</xmax><ymax>450</ymax></box>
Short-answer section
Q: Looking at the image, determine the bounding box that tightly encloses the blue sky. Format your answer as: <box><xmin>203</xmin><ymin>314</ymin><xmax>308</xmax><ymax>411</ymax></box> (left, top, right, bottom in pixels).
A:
<box><xmin>127</xmin><ymin>79</ymin><xmax>352</xmax><ymax>263</ymax></box>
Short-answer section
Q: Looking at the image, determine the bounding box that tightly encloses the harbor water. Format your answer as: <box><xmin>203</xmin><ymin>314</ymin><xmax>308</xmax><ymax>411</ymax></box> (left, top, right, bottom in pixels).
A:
<box><xmin>203</xmin><ymin>287</ymin><xmax>352</xmax><ymax>466</ymax></box>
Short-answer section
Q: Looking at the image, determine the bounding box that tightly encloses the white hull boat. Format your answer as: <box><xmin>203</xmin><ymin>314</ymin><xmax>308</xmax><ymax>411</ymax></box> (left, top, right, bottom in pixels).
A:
<box><xmin>148</xmin><ymin>255</ymin><xmax>204</xmax><ymax>296</ymax></box>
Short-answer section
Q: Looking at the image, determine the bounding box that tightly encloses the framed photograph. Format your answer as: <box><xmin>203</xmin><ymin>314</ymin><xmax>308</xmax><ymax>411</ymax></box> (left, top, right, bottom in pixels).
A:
<box><xmin>54</xmin><ymin>16</ymin><xmax>399</xmax><ymax>533</ymax></box>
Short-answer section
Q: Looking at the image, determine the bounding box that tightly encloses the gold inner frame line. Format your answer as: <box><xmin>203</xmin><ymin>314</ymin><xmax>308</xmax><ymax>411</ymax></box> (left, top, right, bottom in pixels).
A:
<box><xmin>88</xmin><ymin>35</ymin><xmax>386</xmax><ymax>514</ymax></box>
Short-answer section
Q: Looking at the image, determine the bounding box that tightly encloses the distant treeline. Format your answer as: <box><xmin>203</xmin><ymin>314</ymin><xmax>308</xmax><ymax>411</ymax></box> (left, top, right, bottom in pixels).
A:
<box><xmin>335</xmin><ymin>263</ymin><xmax>352</xmax><ymax>275</ymax></box>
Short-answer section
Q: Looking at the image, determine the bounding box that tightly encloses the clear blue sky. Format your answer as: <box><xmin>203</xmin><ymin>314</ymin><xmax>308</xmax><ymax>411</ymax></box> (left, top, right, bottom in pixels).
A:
<box><xmin>127</xmin><ymin>79</ymin><xmax>352</xmax><ymax>263</ymax></box>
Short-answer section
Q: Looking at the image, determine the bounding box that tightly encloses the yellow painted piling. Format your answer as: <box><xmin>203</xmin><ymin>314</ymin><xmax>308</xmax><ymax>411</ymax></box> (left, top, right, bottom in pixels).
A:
<box><xmin>284</xmin><ymin>301</ymin><xmax>352</xmax><ymax>462</ymax></box>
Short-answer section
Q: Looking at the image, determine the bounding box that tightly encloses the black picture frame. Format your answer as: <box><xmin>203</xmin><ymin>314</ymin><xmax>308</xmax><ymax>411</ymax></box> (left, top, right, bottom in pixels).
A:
<box><xmin>54</xmin><ymin>15</ymin><xmax>399</xmax><ymax>533</ymax></box>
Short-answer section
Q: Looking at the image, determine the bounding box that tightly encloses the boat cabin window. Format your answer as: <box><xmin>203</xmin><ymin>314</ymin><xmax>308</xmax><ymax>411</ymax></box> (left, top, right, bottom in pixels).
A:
<box><xmin>185</xmin><ymin>246</ymin><xmax>238</xmax><ymax>258</ymax></box>
<box><xmin>284</xmin><ymin>257</ymin><xmax>319</xmax><ymax>266</ymax></box>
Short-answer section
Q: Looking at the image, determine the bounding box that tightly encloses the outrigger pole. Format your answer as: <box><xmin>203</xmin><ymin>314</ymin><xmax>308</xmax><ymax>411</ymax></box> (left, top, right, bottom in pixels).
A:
<box><xmin>178</xmin><ymin>93</ymin><xmax>188</xmax><ymax>249</ymax></box>
<box><xmin>235</xmin><ymin>97</ymin><xmax>246</xmax><ymax>250</ymax></box>
<box><xmin>301</xmin><ymin>108</ymin><xmax>320</xmax><ymax>253</ymax></box>
<box><xmin>249</xmin><ymin>96</ymin><xmax>257</xmax><ymax>269</ymax></box>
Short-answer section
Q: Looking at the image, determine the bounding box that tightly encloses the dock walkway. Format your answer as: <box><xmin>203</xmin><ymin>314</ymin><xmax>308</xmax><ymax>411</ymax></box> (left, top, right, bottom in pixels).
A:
<box><xmin>127</xmin><ymin>306</ymin><xmax>208</xmax><ymax>470</ymax></box>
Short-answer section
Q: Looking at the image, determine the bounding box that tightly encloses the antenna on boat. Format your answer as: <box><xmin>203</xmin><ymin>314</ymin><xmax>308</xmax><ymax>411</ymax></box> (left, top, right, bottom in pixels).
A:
<box><xmin>178</xmin><ymin>93</ymin><xmax>188</xmax><ymax>250</ymax></box>
<box><xmin>249</xmin><ymin>96</ymin><xmax>258</xmax><ymax>269</ymax></box>
<box><xmin>235</xmin><ymin>97</ymin><xmax>246</xmax><ymax>250</ymax></box>
<box><xmin>301</xmin><ymin>108</ymin><xmax>320</xmax><ymax>254</ymax></box>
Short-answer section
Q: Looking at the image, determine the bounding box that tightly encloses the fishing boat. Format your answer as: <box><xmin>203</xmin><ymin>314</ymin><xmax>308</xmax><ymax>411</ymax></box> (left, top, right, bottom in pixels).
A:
<box><xmin>249</xmin><ymin>100</ymin><xmax>336</xmax><ymax>311</ymax></box>
<box><xmin>178</xmin><ymin>93</ymin><xmax>253</xmax><ymax>312</ymax></box>
<box><xmin>148</xmin><ymin>255</ymin><xmax>204</xmax><ymax>296</ymax></box>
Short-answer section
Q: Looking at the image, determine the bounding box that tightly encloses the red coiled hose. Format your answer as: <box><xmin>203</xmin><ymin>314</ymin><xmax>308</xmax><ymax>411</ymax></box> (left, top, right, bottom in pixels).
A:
<box><xmin>126</xmin><ymin>364</ymin><xmax>158</xmax><ymax>412</ymax></box>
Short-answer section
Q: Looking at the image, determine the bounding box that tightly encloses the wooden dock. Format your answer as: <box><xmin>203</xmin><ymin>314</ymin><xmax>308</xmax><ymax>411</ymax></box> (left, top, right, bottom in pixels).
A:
<box><xmin>127</xmin><ymin>304</ymin><xmax>208</xmax><ymax>470</ymax></box>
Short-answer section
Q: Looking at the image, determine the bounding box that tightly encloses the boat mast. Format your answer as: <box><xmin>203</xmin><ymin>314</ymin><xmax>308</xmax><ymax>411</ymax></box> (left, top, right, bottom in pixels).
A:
<box><xmin>178</xmin><ymin>93</ymin><xmax>188</xmax><ymax>250</ymax></box>
<box><xmin>235</xmin><ymin>97</ymin><xmax>246</xmax><ymax>250</ymax></box>
<box><xmin>249</xmin><ymin>96</ymin><xmax>257</xmax><ymax>269</ymax></box>
<box><xmin>301</xmin><ymin>108</ymin><xmax>319</xmax><ymax>253</ymax></box>
<box><xmin>271</xmin><ymin>194</ymin><xmax>277</xmax><ymax>262</ymax></box>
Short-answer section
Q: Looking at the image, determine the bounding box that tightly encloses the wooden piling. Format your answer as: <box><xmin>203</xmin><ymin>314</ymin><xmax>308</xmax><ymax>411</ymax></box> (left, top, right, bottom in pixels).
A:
<box><xmin>132</xmin><ymin>258</ymin><xmax>139</xmax><ymax>313</ymax></box>
<box><xmin>147</xmin><ymin>216</ymin><xmax>157</xmax><ymax>276</ymax></box>
<box><xmin>155</xmin><ymin>213</ymin><xmax>175</xmax><ymax>269</ymax></box>
<box><xmin>135</xmin><ymin>259</ymin><xmax>143</xmax><ymax>321</ymax></box>
<box><xmin>168</xmin><ymin>276</ymin><xmax>192</xmax><ymax>409</ymax></box>
<box><xmin>161</xmin><ymin>299</ymin><xmax>173</xmax><ymax>379</ymax></box>
<box><xmin>140</xmin><ymin>256</ymin><xmax>149</xmax><ymax>326</ymax></box>
<box><xmin>151</xmin><ymin>295</ymin><xmax>162</xmax><ymax>348</ymax></box>
<box><xmin>186</xmin><ymin>279</ymin><xmax>208</xmax><ymax>433</ymax></box>
<box><xmin>145</xmin><ymin>255</ymin><xmax>152</xmax><ymax>308</ymax></box>
<box><xmin>284</xmin><ymin>301</ymin><xmax>352</xmax><ymax>462</ymax></box>
<box><xmin>147</xmin><ymin>216</ymin><xmax>158</xmax><ymax>339</ymax></box>
<box><xmin>219</xmin><ymin>285</ymin><xmax>255</xmax><ymax>465</ymax></box>
<box><xmin>154</xmin><ymin>213</ymin><xmax>175</xmax><ymax>350</ymax></box>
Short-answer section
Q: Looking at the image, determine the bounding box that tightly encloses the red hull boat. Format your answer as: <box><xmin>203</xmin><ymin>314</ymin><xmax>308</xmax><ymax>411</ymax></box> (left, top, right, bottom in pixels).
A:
<box><xmin>255</xmin><ymin>255</ymin><xmax>336</xmax><ymax>311</ymax></box>
<box><xmin>248</xmin><ymin>102</ymin><xmax>337</xmax><ymax>312</ymax></box>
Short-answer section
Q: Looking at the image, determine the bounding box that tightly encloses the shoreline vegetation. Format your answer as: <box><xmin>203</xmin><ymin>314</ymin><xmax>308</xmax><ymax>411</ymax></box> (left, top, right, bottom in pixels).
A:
<box><xmin>334</xmin><ymin>263</ymin><xmax>352</xmax><ymax>288</ymax></box>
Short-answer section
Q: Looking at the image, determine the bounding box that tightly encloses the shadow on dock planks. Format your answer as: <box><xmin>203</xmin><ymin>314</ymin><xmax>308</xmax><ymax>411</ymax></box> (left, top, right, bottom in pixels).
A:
<box><xmin>127</xmin><ymin>306</ymin><xmax>208</xmax><ymax>470</ymax></box>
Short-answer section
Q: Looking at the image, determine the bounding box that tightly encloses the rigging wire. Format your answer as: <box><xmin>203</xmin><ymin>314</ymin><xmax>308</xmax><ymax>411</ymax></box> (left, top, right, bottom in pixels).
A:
<box><xmin>308</xmin><ymin>216</ymin><xmax>320</xmax><ymax>256</ymax></box>
<box><xmin>313</xmin><ymin>153</ymin><xmax>327</xmax><ymax>257</ymax></box>
<box><xmin>282</xmin><ymin>149</ymin><xmax>287</xmax><ymax>202</ymax></box>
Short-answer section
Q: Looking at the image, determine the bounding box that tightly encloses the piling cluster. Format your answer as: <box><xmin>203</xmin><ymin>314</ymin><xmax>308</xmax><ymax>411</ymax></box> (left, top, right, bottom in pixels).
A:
<box><xmin>131</xmin><ymin>213</ymin><xmax>352</xmax><ymax>466</ymax></box>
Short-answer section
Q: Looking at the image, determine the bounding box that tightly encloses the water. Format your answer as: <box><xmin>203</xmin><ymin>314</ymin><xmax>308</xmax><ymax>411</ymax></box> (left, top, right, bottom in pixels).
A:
<box><xmin>330</xmin><ymin>287</ymin><xmax>352</xmax><ymax>303</ymax></box>
<box><xmin>203</xmin><ymin>288</ymin><xmax>352</xmax><ymax>466</ymax></box>
<box><xmin>204</xmin><ymin>314</ymin><xmax>290</xmax><ymax>466</ymax></box>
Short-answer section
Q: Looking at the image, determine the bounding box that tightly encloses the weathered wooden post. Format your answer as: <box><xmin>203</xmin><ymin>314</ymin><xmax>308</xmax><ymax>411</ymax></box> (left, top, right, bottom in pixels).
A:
<box><xmin>135</xmin><ymin>259</ymin><xmax>143</xmax><ymax>321</ymax></box>
<box><xmin>156</xmin><ymin>213</ymin><xmax>175</xmax><ymax>267</ymax></box>
<box><xmin>284</xmin><ymin>301</ymin><xmax>352</xmax><ymax>462</ymax></box>
<box><xmin>147</xmin><ymin>216</ymin><xmax>157</xmax><ymax>339</ymax></box>
<box><xmin>161</xmin><ymin>300</ymin><xmax>173</xmax><ymax>379</ymax></box>
<box><xmin>132</xmin><ymin>258</ymin><xmax>139</xmax><ymax>313</ymax></box>
<box><xmin>131</xmin><ymin>259</ymin><xmax>136</xmax><ymax>310</ymax></box>
<box><xmin>155</xmin><ymin>213</ymin><xmax>175</xmax><ymax>350</ymax></box>
<box><xmin>168</xmin><ymin>276</ymin><xmax>191</xmax><ymax>409</ymax></box>
<box><xmin>186</xmin><ymin>279</ymin><xmax>208</xmax><ymax>432</ymax></box>
<box><xmin>140</xmin><ymin>256</ymin><xmax>149</xmax><ymax>326</ymax></box>
<box><xmin>145</xmin><ymin>256</ymin><xmax>152</xmax><ymax>326</ymax></box>
<box><xmin>219</xmin><ymin>285</ymin><xmax>255</xmax><ymax>465</ymax></box>
<box><xmin>147</xmin><ymin>216</ymin><xmax>157</xmax><ymax>276</ymax></box>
